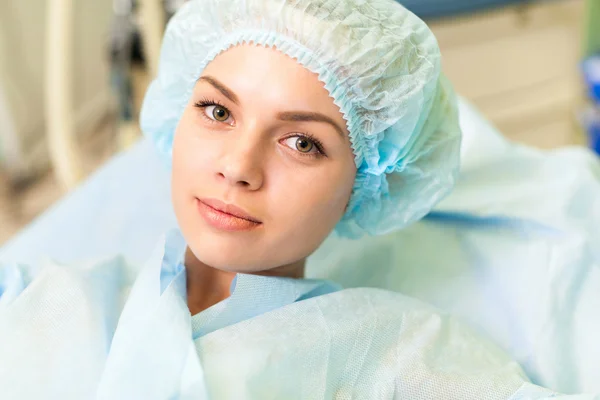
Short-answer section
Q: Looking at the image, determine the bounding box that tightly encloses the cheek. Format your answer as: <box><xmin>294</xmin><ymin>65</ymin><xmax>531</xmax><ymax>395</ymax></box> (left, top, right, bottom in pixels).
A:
<box><xmin>171</xmin><ymin>124</ymin><xmax>220</xmax><ymax>228</ymax></box>
<box><xmin>172</xmin><ymin>123</ymin><xmax>216</xmax><ymax>190</ymax></box>
<box><xmin>272</xmin><ymin>162</ymin><xmax>356</xmax><ymax>231</ymax></box>
<box><xmin>261</xmin><ymin>163</ymin><xmax>354</xmax><ymax>264</ymax></box>
<box><xmin>171</xmin><ymin>131</ymin><xmax>192</xmax><ymax>220</ymax></box>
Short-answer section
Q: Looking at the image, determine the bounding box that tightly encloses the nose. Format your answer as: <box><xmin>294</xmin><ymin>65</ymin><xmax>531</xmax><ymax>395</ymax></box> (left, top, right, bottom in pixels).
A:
<box><xmin>216</xmin><ymin>134</ymin><xmax>264</xmax><ymax>191</ymax></box>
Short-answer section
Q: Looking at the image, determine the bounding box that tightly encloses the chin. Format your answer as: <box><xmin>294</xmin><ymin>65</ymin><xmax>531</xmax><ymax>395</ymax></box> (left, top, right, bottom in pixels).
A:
<box><xmin>188</xmin><ymin>237</ymin><xmax>268</xmax><ymax>273</ymax></box>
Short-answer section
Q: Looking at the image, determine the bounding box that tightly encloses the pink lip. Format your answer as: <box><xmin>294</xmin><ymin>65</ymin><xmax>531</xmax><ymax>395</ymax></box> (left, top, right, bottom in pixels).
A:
<box><xmin>196</xmin><ymin>198</ymin><xmax>262</xmax><ymax>232</ymax></box>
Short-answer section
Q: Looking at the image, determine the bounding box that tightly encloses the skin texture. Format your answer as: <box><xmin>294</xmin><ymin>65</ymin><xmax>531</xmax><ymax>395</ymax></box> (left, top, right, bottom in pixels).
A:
<box><xmin>171</xmin><ymin>45</ymin><xmax>356</xmax><ymax>314</ymax></box>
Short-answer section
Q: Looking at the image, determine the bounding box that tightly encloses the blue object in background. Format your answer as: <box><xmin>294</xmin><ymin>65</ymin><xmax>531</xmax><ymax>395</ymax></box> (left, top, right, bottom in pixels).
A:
<box><xmin>590</xmin><ymin>123</ymin><xmax>600</xmax><ymax>155</ymax></box>
<box><xmin>584</xmin><ymin>109</ymin><xmax>600</xmax><ymax>155</ymax></box>
<box><xmin>400</xmin><ymin>0</ymin><xmax>530</xmax><ymax>19</ymax></box>
<box><xmin>582</xmin><ymin>55</ymin><xmax>600</xmax><ymax>104</ymax></box>
<box><xmin>581</xmin><ymin>55</ymin><xmax>600</xmax><ymax>155</ymax></box>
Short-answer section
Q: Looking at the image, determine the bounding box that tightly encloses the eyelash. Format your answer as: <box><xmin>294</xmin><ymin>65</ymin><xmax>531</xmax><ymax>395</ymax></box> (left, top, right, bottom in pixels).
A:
<box><xmin>283</xmin><ymin>132</ymin><xmax>326</xmax><ymax>158</ymax></box>
<box><xmin>193</xmin><ymin>97</ymin><xmax>326</xmax><ymax>158</ymax></box>
<box><xmin>194</xmin><ymin>98</ymin><xmax>230</xmax><ymax>124</ymax></box>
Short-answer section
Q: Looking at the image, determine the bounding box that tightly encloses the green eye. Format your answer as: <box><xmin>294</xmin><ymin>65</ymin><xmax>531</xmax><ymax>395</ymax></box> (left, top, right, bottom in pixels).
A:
<box><xmin>212</xmin><ymin>106</ymin><xmax>230</xmax><ymax>122</ymax></box>
<box><xmin>281</xmin><ymin>135</ymin><xmax>324</xmax><ymax>158</ymax></box>
<box><xmin>295</xmin><ymin>138</ymin><xmax>314</xmax><ymax>153</ymax></box>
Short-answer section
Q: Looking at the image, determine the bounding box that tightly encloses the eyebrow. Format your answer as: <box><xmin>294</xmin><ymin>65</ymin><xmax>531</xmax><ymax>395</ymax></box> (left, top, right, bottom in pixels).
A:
<box><xmin>198</xmin><ymin>75</ymin><xmax>346</xmax><ymax>139</ymax></box>
<box><xmin>197</xmin><ymin>75</ymin><xmax>239</xmax><ymax>105</ymax></box>
<box><xmin>277</xmin><ymin>111</ymin><xmax>346</xmax><ymax>139</ymax></box>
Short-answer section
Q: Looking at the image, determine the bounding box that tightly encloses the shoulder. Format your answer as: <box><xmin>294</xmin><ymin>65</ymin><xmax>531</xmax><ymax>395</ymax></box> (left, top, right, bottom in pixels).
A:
<box><xmin>318</xmin><ymin>287</ymin><xmax>518</xmax><ymax>361</ymax></box>
<box><xmin>313</xmin><ymin>286</ymin><xmax>444</xmax><ymax>322</ymax></box>
<box><xmin>198</xmin><ymin>287</ymin><xmax>528</xmax><ymax>399</ymax></box>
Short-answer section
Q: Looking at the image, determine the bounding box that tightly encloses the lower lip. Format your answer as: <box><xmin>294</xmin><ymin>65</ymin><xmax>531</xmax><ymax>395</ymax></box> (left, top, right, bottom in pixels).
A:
<box><xmin>196</xmin><ymin>199</ymin><xmax>261</xmax><ymax>232</ymax></box>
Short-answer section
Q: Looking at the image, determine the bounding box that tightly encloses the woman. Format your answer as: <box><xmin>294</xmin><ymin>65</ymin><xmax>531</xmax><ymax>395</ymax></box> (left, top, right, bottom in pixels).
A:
<box><xmin>0</xmin><ymin>0</ymin><xmax>579</xmax><ymax>398</ymax></box>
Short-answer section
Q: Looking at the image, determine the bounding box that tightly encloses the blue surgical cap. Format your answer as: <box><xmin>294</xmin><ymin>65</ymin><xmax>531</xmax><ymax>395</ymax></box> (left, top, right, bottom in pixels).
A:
<box><xmin>140</xmin><ymin>0</ymin><xmax>462</xmax><ymax>238</ymax></box>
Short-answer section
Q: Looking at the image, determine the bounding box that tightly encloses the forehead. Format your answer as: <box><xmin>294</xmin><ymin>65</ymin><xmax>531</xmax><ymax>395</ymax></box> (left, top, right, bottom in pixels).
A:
<box><xmin>200</xmin><ymin>45</ymin><xmax>337</xmax><ymax>113</ymax></box>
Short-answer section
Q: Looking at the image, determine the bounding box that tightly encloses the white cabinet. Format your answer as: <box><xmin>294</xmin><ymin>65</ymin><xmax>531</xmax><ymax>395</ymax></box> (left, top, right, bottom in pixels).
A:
<box><xmin>429</xmin><ymin>0</ymin><xmax>585</xmax><ymax>148</ymax></box>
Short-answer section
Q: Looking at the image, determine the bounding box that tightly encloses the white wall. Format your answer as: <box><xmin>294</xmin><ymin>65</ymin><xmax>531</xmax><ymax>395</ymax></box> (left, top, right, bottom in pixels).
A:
<box><xmin>0</xmin><ymin>0</ymin><xmax>113</xmax><ymax>179</ymax></box>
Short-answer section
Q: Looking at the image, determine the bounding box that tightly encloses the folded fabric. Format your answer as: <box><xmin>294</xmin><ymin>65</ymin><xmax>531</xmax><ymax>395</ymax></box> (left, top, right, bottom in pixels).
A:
<box><xmin>0</xmin><ymin>231</ymin><xmax>580</xmax><ymax>400</ymax></box>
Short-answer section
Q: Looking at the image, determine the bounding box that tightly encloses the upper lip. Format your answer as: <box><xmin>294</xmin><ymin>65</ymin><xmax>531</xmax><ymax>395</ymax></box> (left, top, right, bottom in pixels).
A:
<box><xmin>198</xmin><ymin>198</ymin><xmax>262</xmax><ymax>223</ymax></box>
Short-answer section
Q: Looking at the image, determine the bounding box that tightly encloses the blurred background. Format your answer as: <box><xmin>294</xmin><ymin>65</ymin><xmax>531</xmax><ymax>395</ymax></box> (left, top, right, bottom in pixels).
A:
<box><xmin>0</xmin><ymin>0</ymin><xmax>599</xmax><ymax>245</ymax></box>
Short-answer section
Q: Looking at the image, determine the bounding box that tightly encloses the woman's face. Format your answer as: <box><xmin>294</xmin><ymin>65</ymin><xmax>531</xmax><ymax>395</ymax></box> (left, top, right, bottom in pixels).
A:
<box><xmin>172</xmin><ymin>45</ymin><xmax>356</xmax><ymax>273</ymax></box>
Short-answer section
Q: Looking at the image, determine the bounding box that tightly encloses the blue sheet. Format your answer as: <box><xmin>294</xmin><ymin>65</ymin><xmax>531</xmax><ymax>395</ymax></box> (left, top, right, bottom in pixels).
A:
<box><xmin>0</xmin><ymin>139</ymin><xmax>177</xmax><ymax>266</ymax></box>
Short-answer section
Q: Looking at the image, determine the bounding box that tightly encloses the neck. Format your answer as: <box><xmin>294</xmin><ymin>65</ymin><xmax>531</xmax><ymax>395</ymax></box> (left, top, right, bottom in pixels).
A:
<box><xmin>184</xmin><ymin>247</ymin><xmax>306</xmax><ymax>315</ymax></box>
